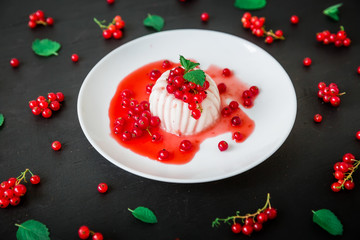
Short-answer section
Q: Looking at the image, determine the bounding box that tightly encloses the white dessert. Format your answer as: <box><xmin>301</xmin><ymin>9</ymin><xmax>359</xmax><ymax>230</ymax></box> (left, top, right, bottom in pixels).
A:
<box><xmin>149</xmin><ymin>69</ymin><xmax>221</xmax><ymax>136</ymax></box>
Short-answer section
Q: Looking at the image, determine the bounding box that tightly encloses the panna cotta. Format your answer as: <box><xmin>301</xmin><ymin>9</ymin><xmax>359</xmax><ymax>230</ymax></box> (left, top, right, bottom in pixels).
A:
<box><xmin>149</xmin><ymin>68</ymin><xmax>221</xmax><ymax>136</ymax></box>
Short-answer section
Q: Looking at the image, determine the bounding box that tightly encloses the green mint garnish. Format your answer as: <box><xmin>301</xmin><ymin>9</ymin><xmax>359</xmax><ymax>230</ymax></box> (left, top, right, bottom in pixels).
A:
<box><xmin>15</xmin><ymin>219</ymin><xmax>50</xmax><ymax>240</ymax></box>
<box><xmin>323</xmin><ymin>3</ymin><xmax>343</xmax><ymax>21</ymax></box>
<box><xmin>143</xmin><ymin>14</ymin><xmax>164</xmax><ymax>31</ymax></box>
<box><xmin>312</xmin><ymin>209</ymin><xmax>343</xmax><ymax>236</ymax></box>
<box><xmin>179</xmin><ymin>55</ymin><xmax>205</xmax><ymax>86</ymax></box>
<box><xmin>32</xmin><ymin>39</ymin><xmax>61</xmax><ymax>57</ymax></box>
<box><xmin>0</xmin><ymin>113</ymin><xmax>4</xmax><ymax>127</ymax></box>
<box><xmin>128</xmin><ymin>206</ymin><xmax>158</xmax><ymax>224</ymax></box>
<box><xmin>234</xmin><ymin>0</ymin><xmax>267</xmax><ymax>10</ymax></box>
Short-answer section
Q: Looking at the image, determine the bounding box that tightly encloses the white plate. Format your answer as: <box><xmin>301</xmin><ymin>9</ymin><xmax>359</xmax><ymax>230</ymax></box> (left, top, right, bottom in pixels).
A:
<box><xmin>77</xmin><ymin>29</ymin><xmax>296</xmax><ymax>183</ymax></box>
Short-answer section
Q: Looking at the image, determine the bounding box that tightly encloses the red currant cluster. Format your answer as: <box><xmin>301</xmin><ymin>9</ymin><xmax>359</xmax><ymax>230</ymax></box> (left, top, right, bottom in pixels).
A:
<box><xmin>29</xmin><ymin>92</ymin><xmax>64</xmax><ymax>118</ymax></box>
<box><xmin>241</xmin><ymin>12</ymin><xmax>285</xmax><ymax>44</ymax></box>
<box><xmin>165</xmin><ymin>67</ymin><xmax>209</xmax><ymax>120</ymax></box>
<box><xmin>94</xmin><ymin>15</ymin><xmax>125</xmax><ymax>39</ymax></box>
<box><xmin>241</xmin><ymin>86</ymin><xmax>259</xmax><ymax>107</ymax></box>
<box><xmin>0</xmin><ymin>169</ymin><xmax>40</xmax><ymax>209</ymax></box>
<box><xmin>78</xmin><ymin>225</ymin><xmax>103</xmax><ymax>240</ymax></box>
<box><xmin>28</xmin><ymin>10</ymin><xmax>54</xmax><ymax>28</ymax></box>
<box><xmin>212</xmin><ymin>193</ymin><xmax>277</xmax><ymax>236</ymax></box>
<box><xmin>113</xmin><ymin>90</ymin><xmax>161</xmax><ymax>142</ymax></box>
<box><xmin>317</xmin><ymin>82</ymin><xmax>344</xmax><ymax>107</ymax></box>
<box><xmin>331</xmin><ymin>153</ymin><xmax>359</xmax><ymax>192</ymax></box>
<box><xmin>316</xmin><ymin>26</ymin><xmax>351</xmax><ymax>47</ymax></box>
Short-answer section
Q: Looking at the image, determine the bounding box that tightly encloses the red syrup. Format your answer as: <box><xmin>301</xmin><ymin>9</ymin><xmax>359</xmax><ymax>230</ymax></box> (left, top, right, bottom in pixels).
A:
<box><xmin>109</xmin><ymin>60</ymin><xmax>255</xmax><ymax>165</ymax></box>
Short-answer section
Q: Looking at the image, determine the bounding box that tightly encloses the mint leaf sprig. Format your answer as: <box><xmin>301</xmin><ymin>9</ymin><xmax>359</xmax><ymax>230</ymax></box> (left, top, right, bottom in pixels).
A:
<box><xmin>323</xmin><ymin>3</ymin><xmax>343</xmax><ymax>21</ymax></box>
<box><xmin>312</xmin><ymin>209</ymin><xmax>343</xmax><ymax>235</ymax></box>
<box><xmin>15</xmin><ymin>219</ymin><xmax>50</xmax><ymax>240</ymax></box>
<box><xmin>179</xmin><ymin>55</ymin><xmax>206</xmax><ymax>86</ymax></box>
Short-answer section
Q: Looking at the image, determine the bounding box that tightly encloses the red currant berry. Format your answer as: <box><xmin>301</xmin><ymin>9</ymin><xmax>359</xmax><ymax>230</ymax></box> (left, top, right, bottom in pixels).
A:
<box><xmin>343</xmin><ymin>153</ymin><xmax>355</xmax><ymax>163</ymax></box>
<box><xmin>222</xmin><ymin>68</ymin><xmax>231</xmax><ymax>77</ymax></box>
<box><xmin>158</xmin><ymin>149</ymin><xmax>170</xmax><ymax>160</ymax></box>
<box><xmin>30</xmin><ymin>175</ymin><xmax>41</xmax><ymax>184</ymax></box>
<box><xmin>265</xmin><ymin>36</ymin><xmax>274</xmax><ymax>44</ymax></box>
<box><xmin>221</xmin><ymin>106</ymin><xmax>232</xmax><ymax>117</ymax></box>
<box><xmin>250</xmin><ymin>86</ymin><xmax>259</xmax><ymax>96</ymax></box>
<box><xmin>253</xmin><ymin>222</ymin><xmax>263</xmax><ymax>231</ymax></box>
<box><xmin>42</xmin><ymin>108</ymin><xmax>52</xmax><ymax>118</ymax></box>
<box><xmin>316</xmin><ymin>32</ymin><xmax>325</xmax><ymax>42</ymax></box>
<box><xmin>0</xmin><ymin>181</ymin><xmax>9</xmax><ymax>190</ymax></box>
<box><xmin>107</xmin><ymin>0</ymin><xmax>115</xmax><ymax>4</ymax></box>
<box><xmin>29</xmin><ymin>100</ymin><xmax>38</xmax><ymax>109</ymax></box>
<box><xmin>37</xmin><ymin>96</ymin><xmax>46</xmax><ymax>103</ymax></box>
<box><xmin>13</xmin><ymin>184</ymin><xmax>27</xmax><ymax>197</ymax></box>
<box><xmin>7</xmin><ymin>178</ymin><xmax>17</xmax><ymax>188</ymax></box>
<box><xmin>356</xmin><ymin>131</ymin><xmax>360</xmax><ymax>140</ymax></box>
<box><xmin>256</xmin><ymin>212</ymin><xmax>268</xmax><ymax>223</ymax></box>
<box><xmin>51</xmin><ymin>141</ymin><xmax>62</xmax><ymax>151</ymax></box>
<box><xmin>265</xmin><ymin>208</ymin><xmax>277</xmax><ymax>219</ymax></box>
<box><xmin>3</xmin><ymin>189</ymin><xmax>14</xmax><ymax>198</ymax></box>
<box><xmin>0</xmin><ymin>198</ymin><xmax>10</xmax><ymax>208</ymax></box>
<box><xmin>151</xmin><ymin>132</ymin><xmax>162</xmax><ymax>142</ymax></box>
<box><xmin>330</xmin><ymin>96</ymin><xmax>340</xmax><ymax>107</ymax></box>
<box><xmin>113</xmin><ymin>30</ymin><xmax>123</xmax><ymax>39</ymax></box>
<box><xmin>218</xmin><ymin>140</ymin><xmax>228</xmax><ymax>151</ymax></box>
<box><xmin>29</xmin><ymin>13</ymin><xmax>38</xmax><ymax>21</ymax></box>
<box><xmin>92</xmin><ymin>232</ymin><xmax>104</xmax><ymax>240</ymax></box>
<box><xmin>191</xmin><ymin>109</ymin><xmax>201</xmax><ymax>120</ymax></box>
<box><xmin>162</xmin><ymin>60</ymin><xmax>171</xmax><ymax>69</ymax></box>
<box><xmin>338</xmin><ymin>162</ymin><xmax>349</xmax><ymax>172</ymax></box>
<box><xmin>46</xmin><ymin>17</ymin><xmax>54</xmax><ymax>25</ymax></box>
<box><xmin>201</xmin><ymin>12</ymin><xmax>209</xmax><ymax>22</ymax></box>
<box><xmin>78</xmin><ymin>226</ymin><xmax>90</xmax><ymax>240</ymax></box>
<box><xmin>28</xmin><ymin>20</ymin><xmax>37</xmax><ymax>28</ymax></box>
<box><xmin>344</xmin><ymin>180</ymin><xmax>355</xmax><ymax>190</ymax></box>
<box><xmin>243</xmin><ymin>98</ymin><xmax>253</xmax><ymax>107</ymax></box>
<box><xmin>343</xmin><ymin>38</ymin><xmax>351</xmax><ymax>47</ymax></box>
<box><xmin>149</xmin><ymin>69</ymin><xmax>161</xmax><ymax>81</ymax></box>
<box><xmin>9</xmin><ymin>197</ymin><xmax>21</xmax><ymax>206</ymax></box>
<box><xmin>38</xmin><ymin>101</ymin><xmax>49</xmax><ymax>109</ymax></box>
<box><xmin>290</xmin><ymin>15</ymin><xmax>299</xmax><ymax>24</ymax></box>
<box><xmin>334</xmin><ymin>170</ymin><xmax>344</xmax><ymax>180</ymax></box>
<box><xmin>32</xmin><ymin>107</ymin><xmax>42</xmax><ymax>115</ymax></box>
<box><xmin>50</xmin><ymin>101</ymin><xmax>61</xmax><ymax>111</ymax></box>
<box><xmin>229</xmin><ymin>101</ymin><xmax>239</xmax><ymax>110</ymax></box>
<box><xmin>313</xmin><ymin>114</ymin><xmax>322</xmax><ymax>123</ymax></box>
<box><xmin>71</xmin><ymin>54</ymin><xmax>79</xmax><ymax>62</ymax></box>
<box><xmin>10</xmin><ymin>58</ymin><xmax>19</xmax><ymax>68</ymax></box>
<box><xmin>179</xmin><ymin>140</ymin><xmax>193</xmax><ymax>152</ymax></box>
<box><xmin>303</xmin><ymin>57</ymin><xmax>312</xmax><ymax>66</ymax></box>
<box><xmin>103</xmin><ymin>29</ymin><xmax>112</xmax><ymax>39</ymax></box>
<box><xmin>331</xmin><ymin>182</ymin><xmax>342</xmax><ymax>192</ymax></box>
<box><xmin>121</xmin><ymin>131</ymin><xmax>132</xmax><ymax>141</ymax></box>
<box><xmin>242</xmin><ymin>224</ymin><xmax>253</xmax><ymax>236</ymax></box>
<box><xmin>35</xmin><ymin>10</ymin><xmax>45</xmax><ymax>20</ymax></box>
<box><xmin>217</xmin><ymin>83</ymin><xmax>227</xmax><ymax>94</ymax></box>
<box><xmin>231</xmin><ymin>116</ymin><xmax>242</xmax><ymax>126</ymax></box>
<box><xmin>47</xmin><ymin>92</ymin><xmax>56</xmax><ymax>102</ymax></box>
<box><xmin>242</xmin><ymin>90</ymin><xmax>253</xmax><ymax>99</ymax></box>
<box><xmin>97</xmin><ymin>183</ymin><xmax>108</xmax><ymax>193</ymax></box>
<box><xmin>56</xmin><ymin>92</ymin><xmax>65</xmax><ymax>102</ymax></box>
<box><xmin>357</xmin><ymin>66</ymin><xmax>360</xmax><ymax>75</ymax></box>
<box><xmin>231</xmin><ymin>223</ymin><xmax>242</xmax><ymax>234</ymax></box>
<box><xmin>233</xmin><ymin>132</ymin><xmax>244</xmax><ymax>142</ymax></box>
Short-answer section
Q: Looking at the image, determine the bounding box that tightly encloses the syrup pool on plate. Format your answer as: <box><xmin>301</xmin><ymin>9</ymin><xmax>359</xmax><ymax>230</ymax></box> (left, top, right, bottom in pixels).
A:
<box><xmin>109</xmin><ymin>60</ymin><xmax>256</xmax><ymax>164</ymax></box>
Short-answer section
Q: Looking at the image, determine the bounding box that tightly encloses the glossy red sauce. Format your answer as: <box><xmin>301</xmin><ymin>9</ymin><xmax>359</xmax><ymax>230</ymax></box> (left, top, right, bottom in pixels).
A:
<box><xmin>109</xmin><ymin>60</ymin><xmax>255</xmax><ymax>164</ymax></box>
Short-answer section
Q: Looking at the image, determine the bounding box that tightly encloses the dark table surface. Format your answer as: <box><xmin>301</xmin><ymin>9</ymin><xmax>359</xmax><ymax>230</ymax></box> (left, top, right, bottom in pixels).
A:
<box><xmin>1</xmin><ymin>0</ymin><xmax>360</xmax><ymax>239</ymax></box>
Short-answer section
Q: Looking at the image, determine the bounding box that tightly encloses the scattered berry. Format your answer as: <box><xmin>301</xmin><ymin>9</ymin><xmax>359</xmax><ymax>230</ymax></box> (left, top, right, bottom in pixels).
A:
<box><xmin>51</xmin><ymin>141</ymin><xmax>62</xmax><ymax>151</ymax></box>
<box><xmin>92</xmin><ymin>232</ymin><xmax>104</xmax><ymax>240</ymax></box>
<box><xmin>71</xmin><ymin>54</ymin><xmax>79</xmax><ymax>62</ymax></box>
<box><xmin>201</xmin><ymin>12</ymin><xmax>209</xmax><ymax>22</ymax></box>
<box><xmin>313</xmin><ymin>114</ymin><xmax>322</xmax><ymax>123</ymax></box>
<box><xmin>97</xmin><ymin>183</ymin><xmax>108</xmax><ymax>193</ymax></box>
<box><xmin>222</xmin><ymin>68</ymin><xmax>231</xmax><ymax>77</ymax></box>
<box><xmin>106</xmin><ymin>0</ymin><xmax>115</xmax><ymax>4</ymax></box>
<box><xmin>290</xmin><ymin>15</ymin><xmax>299</xmax><ymax>24</ymax></box>
<box><xmin>218</xmin><ymin>141</ymin><xmax>228</xmax><ymax>151</ymax></box>
<box><xmin>158</xmin><ymin>149</ymin><xmax>170</xmax><ymax>160</ymax></box>
<box><xmin>10</xmin><ymin>58</ymin><xmax>19</xmax><ymax>68</ymax></box>
<box><xmin>303</xmin><ymin>57</ymin><xmax>312</xmax><ymax>66</ymax></box>
<box><xmin>356</xmin><ymin>131</ymin><xmax>360</xmax><ymax>140</ymax></box>
<box><xmin>78</xmin><ymin>226</ymin><xmax>90</xmax><ymax>239</ymax></box>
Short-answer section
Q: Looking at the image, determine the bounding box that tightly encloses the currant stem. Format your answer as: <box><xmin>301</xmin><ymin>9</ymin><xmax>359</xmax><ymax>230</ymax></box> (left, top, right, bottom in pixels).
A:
<box><xmin>266</xmin><ymin>30</ymin><xmax>285</xmax><ymax>40</ymax></box>
<box><xmin>212</xmin><ymin>193</ymin><xmax>272</xmax><ymax>227</ymax></box>
<box><xmin>93</xmin><ymin>17</ymin><xmax>108</xmax><ymax>30</ymax></box>
<box><xmin>338</xmin><ymin>159</ymin><xmax>360</xmax><ymax>189</ymax></box>
<box><xmin>16</xmin><ymin>168</ymin><xmax>33</xmax><ymax>184</ymax></box>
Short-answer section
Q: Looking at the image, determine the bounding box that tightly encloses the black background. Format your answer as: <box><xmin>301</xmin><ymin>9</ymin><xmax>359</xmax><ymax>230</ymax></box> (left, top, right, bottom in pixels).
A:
<box><xmin>1</xmin><ymin>0</ymin><xmax>360</xmax><ymax>239</ymax></box>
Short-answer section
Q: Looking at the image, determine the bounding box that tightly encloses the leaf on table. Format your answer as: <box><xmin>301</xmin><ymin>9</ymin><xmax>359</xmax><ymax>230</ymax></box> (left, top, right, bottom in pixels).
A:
<box><xmin>234</xmin><ymin>0</ymin><xmax>267</xmax><ymax>10</ymax></box>
<box><xmin>183</xmin><ymin>69</ymin><xmax>206</xmax><ymax>86</ymax></box>
<box><xmin>312</xmin><ymin>209</ymin><xmax>343</xmax><ymax>236</ymax></box>
<box><xmin>0</xmin><ymin>113</ymin><xmax>4</xmax><ymax>127</ymax></box>
<box><xmin>128</xmin><ymin>206</ymin><xmax>158</xmax><ymax>223</ymax></box>
<box><xmin>323</xmin><ymin>3</ymin><xmax>343</xmax><ymax>21</ymax></box>
<box><xmin>32</xmin><ymin>39</ymin><xmax>61</xmax><ymax>57</ymax></box>
<box><xmin>143</xmin><ymin>14</ymin><xmax>164</xmax><ymax>31</ymax></box>
<box><xmin>15</xmin><ymin>219</ymin><xmax>50</xmax><ymax>240</ymax></box>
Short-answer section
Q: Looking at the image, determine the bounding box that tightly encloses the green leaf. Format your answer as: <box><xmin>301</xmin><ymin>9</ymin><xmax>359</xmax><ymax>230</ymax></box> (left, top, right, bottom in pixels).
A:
<box><xmin>128</xmin><ymin>206</ymin><xmax>158</xmax><ymax>224</ymax></box>
<box><xmin>312</xmin><ymin>209</ymin><xmax>343</xmax><ymax>236</ymax></box>
<box><xmin>0</xmin><ymin>113</ymin><xmax>4</xmax><ymax>127</ymax></box>
<box><xmin>180</xmin><ymin>55</ymin><xmax>199</xmax><ymax>72</ymax></box>
<box><xmin>32</xmin><ymin>39</ymin><xmax>61</xmax><ymax>57</ymax></box>
<box><xmin>183</xmin><ymin>69</ymin><xmax>206</xmax><ymax>86</ymax></box>
<box><xmin>234</xmin><ymin>0</ymin><xmax>267</xmax><ymax>10</ymax></box>
<box><xmin>15</xmin><ymin>219</ymin><xmax>50</xmax><ymax>240</ymax></box>
<box><xmin>143</xmin><ymin>14</ymin><xmax>164</xmax><ymax>31</ymax></box>
<box><xmin>323</xmin><ymin>3</ymin><xmax>343</xmax><ymax>21</ymax></box>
